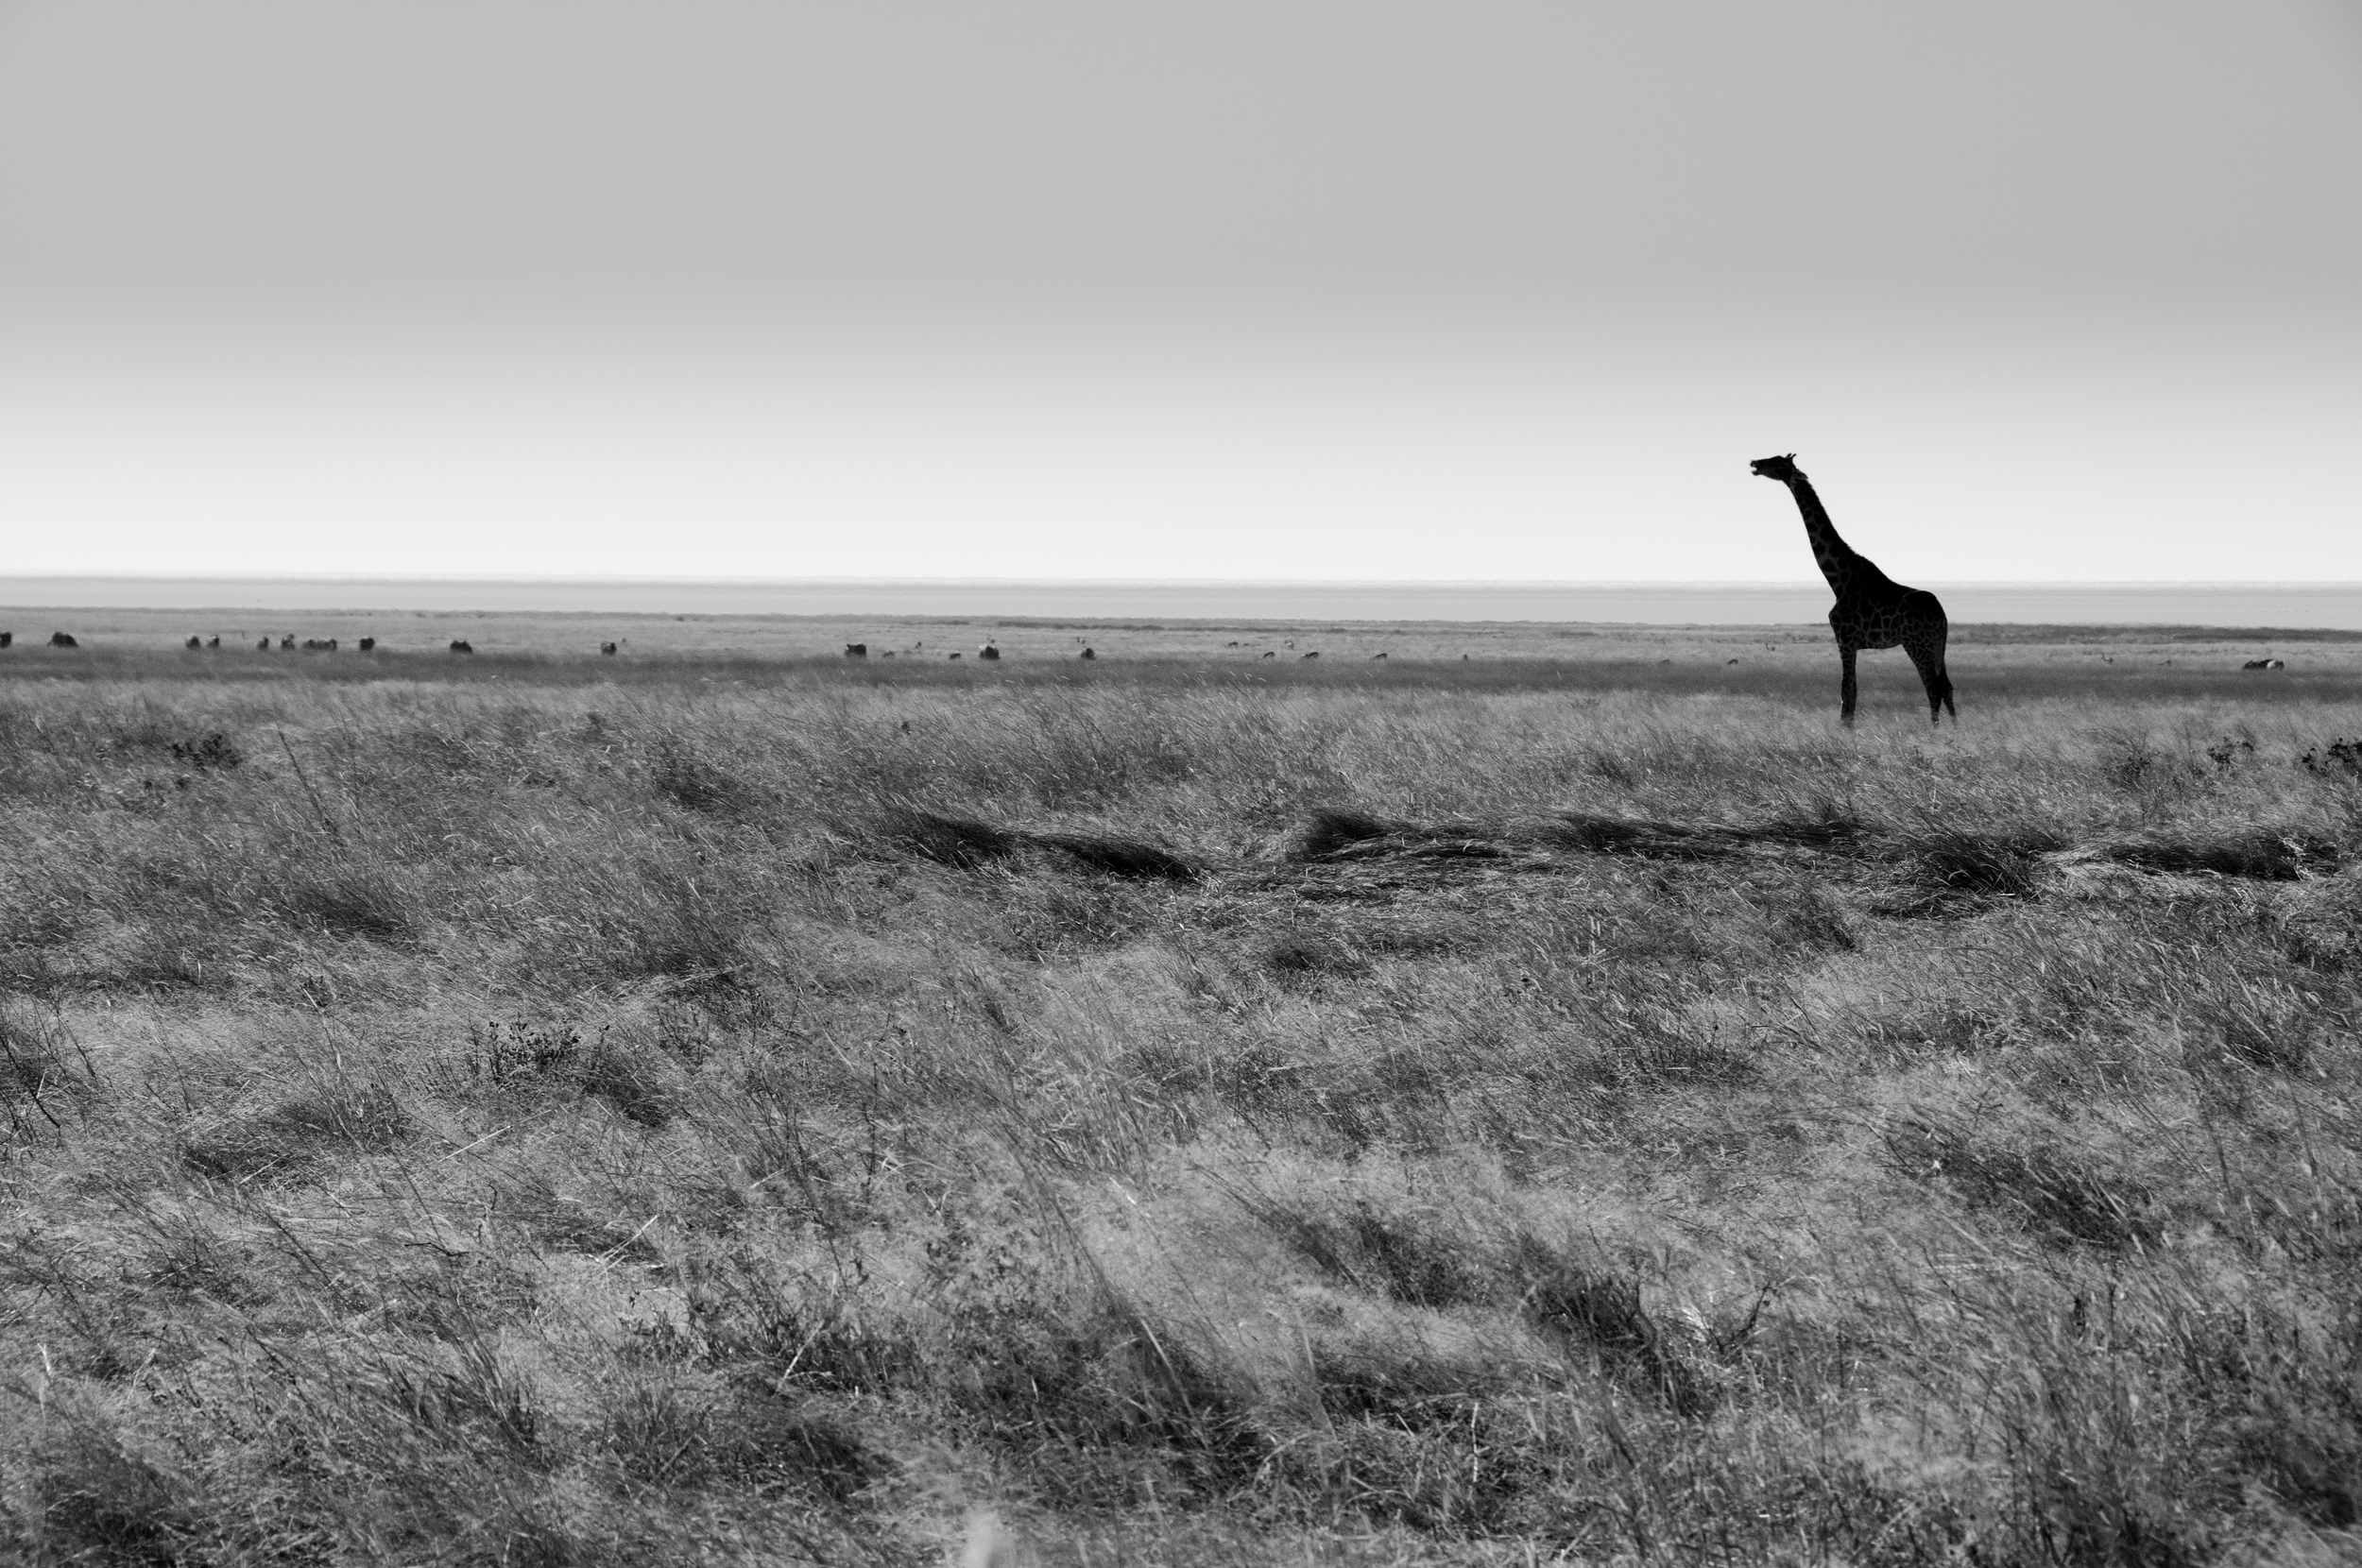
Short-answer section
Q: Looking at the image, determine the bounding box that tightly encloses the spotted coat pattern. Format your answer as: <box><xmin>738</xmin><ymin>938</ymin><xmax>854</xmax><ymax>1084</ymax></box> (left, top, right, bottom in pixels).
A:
<box><xmin>1752</xmin><ymin>454</ymin><xmax>1955</xmax><ymax>725</ymax></box>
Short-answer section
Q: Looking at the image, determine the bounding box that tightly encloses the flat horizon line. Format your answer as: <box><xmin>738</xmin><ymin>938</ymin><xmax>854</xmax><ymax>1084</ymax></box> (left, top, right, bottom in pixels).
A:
<box><xmin>3</xmin><ymin>572</ymin><xmax>2357</xmax><ymax>590</ymax></box>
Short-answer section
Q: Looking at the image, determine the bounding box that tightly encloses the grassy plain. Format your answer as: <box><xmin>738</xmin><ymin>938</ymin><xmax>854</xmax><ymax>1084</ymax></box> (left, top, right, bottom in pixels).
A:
<box><xmin>1</xmin><ymin>619</ymin><xmax>2359</xmax><ymax>1565</ymax></box>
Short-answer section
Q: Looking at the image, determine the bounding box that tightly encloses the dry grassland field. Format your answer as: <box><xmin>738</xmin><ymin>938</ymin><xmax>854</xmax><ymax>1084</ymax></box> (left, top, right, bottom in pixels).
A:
<box><xmin>2</xmin><ymin>611</ymin><xmax>2360</xmax><ymax>1566</ymax></box>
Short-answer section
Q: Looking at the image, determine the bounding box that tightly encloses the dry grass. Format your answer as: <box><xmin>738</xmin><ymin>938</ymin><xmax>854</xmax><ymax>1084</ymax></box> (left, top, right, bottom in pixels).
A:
<box><xmin>0</xmin><ymin>642</ymin><xmax>2358</xmax><ymax>1564</ymax></box>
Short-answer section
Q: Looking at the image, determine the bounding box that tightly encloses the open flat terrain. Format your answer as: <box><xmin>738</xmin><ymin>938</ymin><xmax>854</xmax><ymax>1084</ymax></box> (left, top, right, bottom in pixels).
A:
<box><xmin>2</xmin><ymin>618</ymin><xmax>2359</xmax><ymax>1564</ymax></box>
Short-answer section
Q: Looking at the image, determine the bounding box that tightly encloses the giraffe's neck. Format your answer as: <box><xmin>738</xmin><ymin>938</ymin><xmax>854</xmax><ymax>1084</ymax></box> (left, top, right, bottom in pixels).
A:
<box><xmin>1784</xmin><ymin>471</ymin><xmax>1866</xmax><ymax>596</ymax></box>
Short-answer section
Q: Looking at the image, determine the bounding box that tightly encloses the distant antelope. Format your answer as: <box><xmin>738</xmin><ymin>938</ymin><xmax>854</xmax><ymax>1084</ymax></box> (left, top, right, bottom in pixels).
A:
<box><xmin>47</xmin><ymin>632</ymin><xmax>77</xmax><ymax>648</ymax></box>
<box><xmin>844</xmin><ymin>643</ymin><xmax>867</xmax><ymax>658</ymax></box>
<box><xmin>1300</xmin><ymin>651</ymin><xmax>1318</xmax><ymax>660</ymax></box>
<box><xmin>257</xmin><ymin>638</ymin><xmax>272</xmax><ymax>651</ymax></box>
<box><xmin>450</xmin><ymin>639</ymin><xmax>474</xmax><ymax>654</ymax></box>
<box><xmin>978</xmin><ymin>644</ymin><xmax>1001</xmax><ymax>661</ymax></box>
<box><xmin>280</xmin><ymin>636</ymin><xmax>295</xmax><ymax>650</ymax></box>
<box><xmin>185</xmin><ymin>636</ymin><xmax>202</xmax><ymax>650</ymax></box>
<box><xmin>1079</xmin><ymin>647</ymin><xmax>1095</xmax><ymax>660</ymax></box>
<box><xmin>1370</xmin><ymin>651</ymin><xmax>1386</xmax><ymax>660</ymax></box>
<box><xmin>207</xmin><ymin>636</ymin><xmax>219</xmax><ymax>649</ymax></box>
<box><xmin>0</xmin><ymin>632</ymin><xmax>12</xmax><ymax>649</ymax></box>
<box><xmin>358</xmin><ymin>638</ymin><xmax>375</xmax><ymax>652</ymax></box>
<box><xmin>600</xmin><ymin>641</ymin><xmax>617</xmax><ymax>656</ymax></box>
<box><xmin>1261</xmin><ymin>651</ymin><xmax>1275</xmax><ymax>659</ymax></box>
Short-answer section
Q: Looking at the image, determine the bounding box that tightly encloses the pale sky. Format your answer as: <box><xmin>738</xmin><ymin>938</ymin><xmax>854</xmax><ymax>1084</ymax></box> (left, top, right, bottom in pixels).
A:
<box><xmin>0</xmin><ymin>2</ymin><xmax>2356</xmax><ymax>583</ymax></box>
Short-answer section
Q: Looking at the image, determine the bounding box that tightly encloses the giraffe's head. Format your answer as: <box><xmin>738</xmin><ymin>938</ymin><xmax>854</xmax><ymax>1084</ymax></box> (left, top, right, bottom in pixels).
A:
<box><xmin>1750</xmin><ymin>453</ymin><xmax>1801</xmax><ymax>482</ymax></box>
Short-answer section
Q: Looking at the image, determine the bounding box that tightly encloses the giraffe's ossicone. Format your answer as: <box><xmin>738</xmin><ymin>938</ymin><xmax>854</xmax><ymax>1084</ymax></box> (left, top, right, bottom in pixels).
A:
<box><xmin>1752</xmin><ymin>453</ymin><xmax>1955</xmax><ymax>726</ymax></box>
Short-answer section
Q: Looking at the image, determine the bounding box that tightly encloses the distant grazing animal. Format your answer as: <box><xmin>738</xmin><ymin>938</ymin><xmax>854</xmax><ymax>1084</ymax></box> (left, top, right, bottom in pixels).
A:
<box><xmin>1300</xmin><ymin>651</ymin><xmax>1318</xmax><ymax>660</ymax></box>
<box><xmin>600</xmin><ymin>641</ymin><xmax>617</xmax><ymax>656</ymax></box>
<box><xmin>257</xmin><ymin>638</ymin><xmax>271</xmax><ymax>651</ymax></box>
<box><xmin>1079</xmin><ymin>647</ymin><xmax>1095</xmax><ymax>660</ymax></box>
<box><xmin>450</xmin><ymin>639</ymin><xmax>474</xmax><ymax>654</ymax></box>
<box><xmin>949</xmin><ymin>651</ymin><xmax>961</xmax><ymax>660</ymax></box>
<box><xmin>47</xmin><ymin>632</ymin><xmax>77</xmax><ymax>649</ymax></box>
<box><xmin>978</xmin><ymin>644</ymin><xmax>1001</xmax><ymax>661</ymax></box>
<box><xmin>1752</xmin><ymin>452</ymin><xmax>1953</xmax><ymax>725</ymax></box>
<box><xmin>2243</xmin><ymin>658</ymin><xmax>2285</xmax><ymax>671</ymax></box>
<box><xmin>185</xmin><ymin>636</ymin><xmax>201</xmax><ymax>650</ymax></box>
<box><xmin>1371</xmin><ymin>652</ymin><xmax>1386</xmax><ymax>660</ymax></box>
<box><xmin>0</xmin><ymin>632</ymin><xmax>12</xmax><ymax>649</ymax></box>
<box><xmin>844</xmin><ymin>643</ymin><xmax>867</xmax><ymax>658</ymax></box>
<box><xmin>1725</xmin><ymin>657</ymin><xmax>1739</xmax><ymax>666</ymax></box>
<box><xmin>357</xmin><ymin>638</ymin><xmax>375</xmax><ymax>652</ymax></box>
<box><xmin>881</xmin><ymin>650</ymin><xmax>896</xmax><ymax>659</ymax></box>
<box><xmin>1261</xmin><ymin>651</ymin><xmax>1275</xmax><ymax>659</ymax></box>
<box><xmin>280</xmin><ymin>636</ymin><xmax>295</xmax><ymax>650</ymax></box>
<box><xmin>207</xmin><ymin>636</ymin><xmax>219</xmax><ymax>649</ymax></box>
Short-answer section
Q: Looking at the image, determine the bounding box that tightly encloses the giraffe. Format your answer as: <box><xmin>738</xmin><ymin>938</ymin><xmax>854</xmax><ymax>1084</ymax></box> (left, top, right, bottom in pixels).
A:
<box><xmin>1751</xmin><ymin>453</ymin><xmax>1954</xmax><ymax>725</ymax></box>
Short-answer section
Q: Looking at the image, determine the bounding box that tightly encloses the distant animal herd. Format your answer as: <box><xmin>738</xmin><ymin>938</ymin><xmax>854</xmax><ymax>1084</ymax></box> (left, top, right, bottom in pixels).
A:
<box><xmin>0</xmin><ymin>625</ymin><xmax>2309</xmax><ymax>680</ymax></box>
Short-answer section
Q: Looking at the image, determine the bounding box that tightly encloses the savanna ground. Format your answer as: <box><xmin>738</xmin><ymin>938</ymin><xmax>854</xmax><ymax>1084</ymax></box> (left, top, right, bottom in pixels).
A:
<box><xmin>1</xmin><ymin>614</ymin><xmax>2359</xmax><ymax>1566</ymax></box>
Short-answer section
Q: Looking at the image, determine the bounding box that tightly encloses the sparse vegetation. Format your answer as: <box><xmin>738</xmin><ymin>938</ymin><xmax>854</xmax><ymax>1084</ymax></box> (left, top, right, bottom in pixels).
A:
<box><xmin>1</xmin><ymin>641</ymin><xmax>2358</xmax><ymax>1564</ymax></box>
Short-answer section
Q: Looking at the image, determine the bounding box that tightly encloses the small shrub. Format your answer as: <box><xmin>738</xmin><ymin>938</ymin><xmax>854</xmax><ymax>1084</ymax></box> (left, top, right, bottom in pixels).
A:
<box><xmin>2097</xmin><ymin>729</ymin><xmax>2187</xmax><ymax>794</ymax></box>
<box><xmin>2205</xmin><ymin>736</ymin><xmax>2255</xmax><ymax>771</ymax></box>
<box><xmin>167</xmin><ymin>732</ymin><xmax>242</xmax><ymax>770</ymax></box>
<box><xmin>457</xmin><ymin>1015</ymin><xmax>583</xmax><ymax>1089</ymax></box>
<box><xmin>2300</xmin><ymin>737</ymin><xmax>2362</xmax><ymax>777</ymax></box>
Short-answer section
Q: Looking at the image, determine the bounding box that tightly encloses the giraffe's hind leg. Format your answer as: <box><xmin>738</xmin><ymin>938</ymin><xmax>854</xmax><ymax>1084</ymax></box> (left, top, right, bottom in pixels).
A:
<box><xmin>1838</xmin><ymin>644</ymin><xmax>1859</xmax><ymax>725</ymax></box>
<box><xmin>1905</xmin><ymin>634</ymin><xmax>1955</xmax><ymax>724</ymax></box>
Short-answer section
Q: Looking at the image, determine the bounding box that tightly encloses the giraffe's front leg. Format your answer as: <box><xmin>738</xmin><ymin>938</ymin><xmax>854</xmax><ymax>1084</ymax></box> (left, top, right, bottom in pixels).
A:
<box><xmin>1839</xmin><ymin>644</ymin><xmax>1858</xmax><ymax>725</ymax></box>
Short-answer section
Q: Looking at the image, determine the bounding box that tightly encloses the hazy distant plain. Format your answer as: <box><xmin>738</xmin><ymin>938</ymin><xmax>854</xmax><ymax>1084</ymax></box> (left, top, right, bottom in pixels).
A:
<box><xmin>2</xmin><ymin>577</ymin><xmax>2358</xmax><ymax>629</ymax></box>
